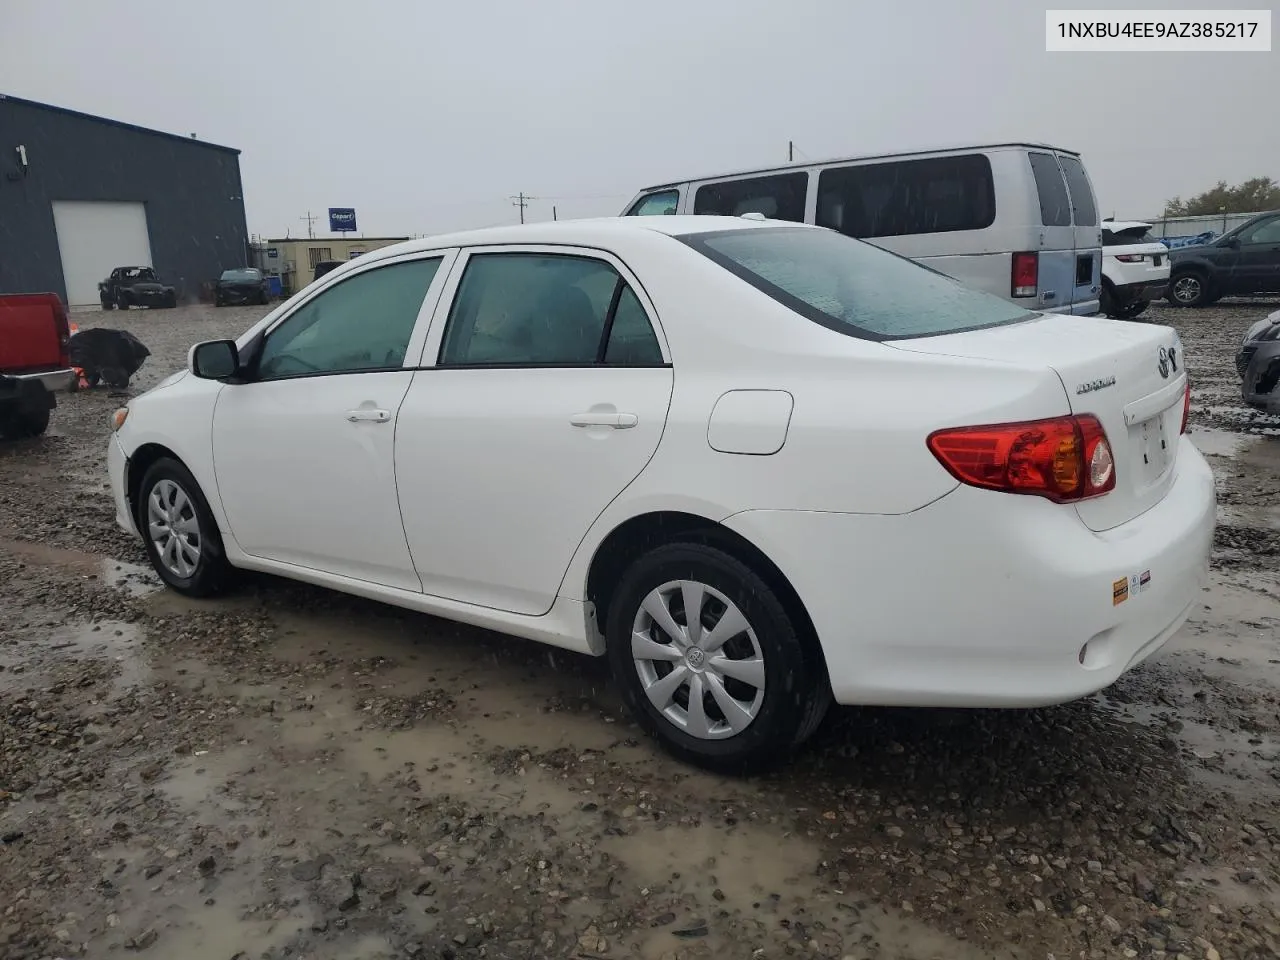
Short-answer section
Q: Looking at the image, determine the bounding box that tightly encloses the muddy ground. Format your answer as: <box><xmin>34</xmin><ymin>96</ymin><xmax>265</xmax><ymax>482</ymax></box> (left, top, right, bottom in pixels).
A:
<box><xmin>2</xmin><ymin>298</ymin><xmax>1279</xmax><ymax>960</ymax></box>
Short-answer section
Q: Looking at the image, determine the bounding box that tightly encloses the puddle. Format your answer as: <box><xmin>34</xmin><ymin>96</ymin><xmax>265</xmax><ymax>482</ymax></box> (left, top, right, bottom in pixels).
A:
<box><xmin>101</xmin><ymin>558</ymin><xmax>163</xmax><ymax>597</ymax></box>
<box><xmin>1190</xmin><ymin>427</ymin><xmax>1258</xmax><ymax>458</ymax></box>
<box><xmin>0</xmin><ymin>618</ymin><xmax>148</xmax><ymax>695</ymax></box>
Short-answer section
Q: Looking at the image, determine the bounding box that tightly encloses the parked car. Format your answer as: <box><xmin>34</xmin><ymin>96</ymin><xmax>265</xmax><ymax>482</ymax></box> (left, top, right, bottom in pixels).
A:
<box><xmin>100</xmin><ymin>266</ymin><xmax>178</xmax><ymax>310</ymax></box>
<box><xmin>215</xmin><ymin>267</ymin><xmax>270</xmax><ymax>307</ymax></box>
<box><xmin>1100</xmin><ymin>220</ymin><xmax>1170</xmax><ymax>320</ymax></box>
<box><xmin>1166</xmin><ymin>209</ymin><xmax>1280</xmax><ymax>307</ymax></box>
<box><xmin>622</xmin><ymin>142</ymin><xmax>1104</xmax><ymax>315</ymax></box>
<box><xmin>312</xmin><ymin>260</ymin><xmax>343</xmax><ymax>283</ymax></box>
<box><xmin>0</xmin><ymin>292</ymin><xmax>74</xmax><ymax>438</ymax></box>
<box><xmin>107</xmin><ymin>217</ymin><xmax>1214</xmax><ymax>771</ymax></box>
<box><xmin>1238</xmin><ymin>307</ymin><xmax>1280</xmax><ymax>413</ymax></box>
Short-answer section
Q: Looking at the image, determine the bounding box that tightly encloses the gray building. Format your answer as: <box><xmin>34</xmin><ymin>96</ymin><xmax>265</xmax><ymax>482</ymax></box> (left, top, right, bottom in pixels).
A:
<box><xmin>0</xmin><ymin>94</ymin><xmax>249</xmax><ymax>306</ymax></box>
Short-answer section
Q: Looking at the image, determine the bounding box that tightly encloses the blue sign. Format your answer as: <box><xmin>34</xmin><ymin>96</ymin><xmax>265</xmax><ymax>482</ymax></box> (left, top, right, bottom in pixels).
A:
<box><xmin>267</xmin><ymin>247</ymin><xmax>278</xmax><ymax>258</ymax></box>
<box><xmin>328</xmin><ymin>207</ymin><xmax>357</xmax><ymax>233</ymax></box>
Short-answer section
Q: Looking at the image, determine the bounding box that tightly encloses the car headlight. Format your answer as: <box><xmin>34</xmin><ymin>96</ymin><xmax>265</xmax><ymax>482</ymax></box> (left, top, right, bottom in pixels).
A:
<box><xmin>112</xmin><ymin>407</ymin><xmax>129</xmax><ymax>431</ymax></box>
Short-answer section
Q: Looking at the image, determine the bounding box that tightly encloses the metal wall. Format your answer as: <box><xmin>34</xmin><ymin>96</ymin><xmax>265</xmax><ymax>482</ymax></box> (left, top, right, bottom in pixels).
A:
<box><xmin>0</xmin><ymin>95</ymin><xmax>249</xmax><ymax>304</ymax></box>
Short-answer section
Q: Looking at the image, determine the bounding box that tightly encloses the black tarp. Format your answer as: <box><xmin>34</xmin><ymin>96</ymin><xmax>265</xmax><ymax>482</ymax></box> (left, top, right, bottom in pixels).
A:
<box><xmin>68</xmin><ymin>328</ymin><xmax>150</xmax><ymax>388</ymax></box>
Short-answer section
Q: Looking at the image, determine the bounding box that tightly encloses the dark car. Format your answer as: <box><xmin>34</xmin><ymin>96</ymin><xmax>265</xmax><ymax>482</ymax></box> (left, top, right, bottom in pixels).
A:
<box><xmin>99</xmin><ymin>266</ymin><xmax>178</xmax><ymax>310</ymax></box>
<box><xmin>1167</xmin><ymin>209</ymin><xmax>1280</xmax><ymax>307</ymax></box>
<box><xmin>1238</xmin><ymin>308</ymin><xmax>1280</xmax><ymax>414</ymax></box>
<box><xmin>215</xmin><ymin>267</ymin><xmax>271</xmax><ymax>307</ymax></box>
<box><xmin>312</xmin><ymin>260</ymin><xmax>343</xmax><ymax>283</ymax></box>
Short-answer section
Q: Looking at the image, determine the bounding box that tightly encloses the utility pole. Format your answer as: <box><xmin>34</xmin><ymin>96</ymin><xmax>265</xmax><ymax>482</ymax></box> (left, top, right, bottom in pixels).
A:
<box><xmin>511</xmin><ymin>192</ymin><xmax>537</xmax><ymax>224</ymax></box>
<box><xmin>552</xmin><ymin>205</ymin><xmax>557</xmax><ymax>222</ymax></box>
<box><xmin>788</xmin><ymin>140</ymin><xmax>793</xmax><ymax>162</ymax></box>
<box><xmin>300</xmin><ymin>211</ymin><xmax>318</xmax><ymax>239</ymax></box>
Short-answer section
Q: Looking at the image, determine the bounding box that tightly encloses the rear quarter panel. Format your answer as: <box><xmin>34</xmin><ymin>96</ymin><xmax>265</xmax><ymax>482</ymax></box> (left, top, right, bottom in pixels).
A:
<box><xmin>0</xmin><ymin>295</ymin><xmax>63</xmax><ymax>372</ymax></box>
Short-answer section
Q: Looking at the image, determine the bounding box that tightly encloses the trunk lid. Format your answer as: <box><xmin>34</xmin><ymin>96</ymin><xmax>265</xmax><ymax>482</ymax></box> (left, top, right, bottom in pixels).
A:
<box><xmin>892</xmin><ymin>314</ymin><xmax>1187</xmax><ymax>531</ymax></box>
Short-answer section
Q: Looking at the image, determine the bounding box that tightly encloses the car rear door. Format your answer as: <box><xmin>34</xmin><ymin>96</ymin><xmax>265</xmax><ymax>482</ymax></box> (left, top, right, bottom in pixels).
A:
<box><xmin>1233</xmin><ymin>214</ymin><xmax>1280</xmax><ymax>293</ymax></box>
<box><xmin>394</xmin><ymin>246</ymin><xmax>674</xmax><ymax>617</ymax></box>
<box><xmin>1056</xmin><ymin>153</ymin><xmax>1103</xmax><ymax>314</ymax></box>
<box><xmin>1025</xmin><ymin>151</ymin><xmax>1078</xmax><ymax>313</ymax></box>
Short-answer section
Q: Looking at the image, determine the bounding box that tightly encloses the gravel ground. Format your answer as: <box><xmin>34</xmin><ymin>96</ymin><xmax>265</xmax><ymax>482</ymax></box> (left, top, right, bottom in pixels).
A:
<box><xmin>1</xmin><ymin>298</ymin><xmax>1279</xmax><ymax>960</ymax></box>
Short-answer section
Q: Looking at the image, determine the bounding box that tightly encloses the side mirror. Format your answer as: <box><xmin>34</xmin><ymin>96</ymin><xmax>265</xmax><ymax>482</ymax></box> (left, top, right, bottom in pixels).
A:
<box><xmin>189</xmin><ymin>339</ymin><xmax>240</xmax><ymax>380</ymax></box>
<box><xmin>1221</xmin><ymin>236</ymin><xmax>1241</xmax><ymax>249</ymax></box>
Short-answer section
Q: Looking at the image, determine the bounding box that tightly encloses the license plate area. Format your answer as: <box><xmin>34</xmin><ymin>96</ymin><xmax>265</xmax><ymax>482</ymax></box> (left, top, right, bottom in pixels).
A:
<box><xmin>1134</xmin><ymin>414</ymin><xmax>1172</xmax><ymax>486</ymax></box>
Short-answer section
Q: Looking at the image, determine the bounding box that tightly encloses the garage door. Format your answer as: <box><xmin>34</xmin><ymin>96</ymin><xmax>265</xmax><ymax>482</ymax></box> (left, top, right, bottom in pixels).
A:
<box><xmin>51</xmin><ymin>201</ymin><xmax>154</xmax><ymax>306</ymax></box>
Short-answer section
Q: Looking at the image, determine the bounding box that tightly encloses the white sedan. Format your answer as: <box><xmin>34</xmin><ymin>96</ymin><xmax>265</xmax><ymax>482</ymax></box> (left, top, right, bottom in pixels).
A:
<box><xmin>107</xmin><ymin>216</ymin><xmax>1215</xmax><ymax>771</ymax></box>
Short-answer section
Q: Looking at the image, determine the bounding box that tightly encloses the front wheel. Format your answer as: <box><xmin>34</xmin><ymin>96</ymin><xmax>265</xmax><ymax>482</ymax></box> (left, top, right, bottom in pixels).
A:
<box><xmin>116</xmin><ymin>293</ymin><xmax>130</xmax><ymax>310</ymax></box>
<box><xmin>1168</xmin><ymin>272</ymin><xmax>1213</xmax><ymax>307</ymax></box>
<box><xmin>137</xmin><ymin>458</ymin><xmax>234</xmax><ymax>597</ymax></box>
<box><xmin>101</xmin><ymin>298</ymin><xmax>114</xmax><ymax>311</ymax></box>
<box><xmin>605</xmin><ymin>542</ymin><xmax>830</xmax><ymax>773</ymax></box>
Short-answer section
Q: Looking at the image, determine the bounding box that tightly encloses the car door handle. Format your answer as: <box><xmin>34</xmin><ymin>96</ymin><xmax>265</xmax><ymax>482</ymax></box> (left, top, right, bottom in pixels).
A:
<box><xmin>347</xmin><ymin>408</ymin><xmax>391</xmax><ymax>423</ymax></box>
<box><xmin>570</xmin><ymin>412</ymin><xmax>638</xmax><ymax>429</ymax></box>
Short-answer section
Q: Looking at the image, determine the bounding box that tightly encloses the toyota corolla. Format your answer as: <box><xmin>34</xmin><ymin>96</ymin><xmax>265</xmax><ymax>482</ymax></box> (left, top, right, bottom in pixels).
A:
<box><xmin>106</xmin><ymin>216</ymin><xmax>1215</xmax><ymax>771</ymax></box>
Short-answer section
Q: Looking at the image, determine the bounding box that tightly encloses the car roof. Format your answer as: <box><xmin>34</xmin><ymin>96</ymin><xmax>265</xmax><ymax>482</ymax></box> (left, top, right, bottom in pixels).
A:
<box><xmin>1103</xmin><ymin>221</ymin><xmax>1152</xmax><ymax>231</ymax></box>
<box><xmin>634</xmin><ymin>142</ymin><xmax>1082</xmax><ymax>192</ymax></box>
<box><xmin>361</xmin><ymin>215</ymin><xmax>792</xmax><ymax>263</ymax></box>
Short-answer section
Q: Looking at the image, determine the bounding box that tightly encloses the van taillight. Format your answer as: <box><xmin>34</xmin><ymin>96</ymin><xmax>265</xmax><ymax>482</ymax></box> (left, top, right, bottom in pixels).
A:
<box><xmin>927</xmin><ymin>415</ymin><xmax>1115</xmax><ymax>503</ymax></box>
<box><xmin>1011</xmin><ymin>252</ymin><xmax>1038</xmax><ymax>298</ymax></box>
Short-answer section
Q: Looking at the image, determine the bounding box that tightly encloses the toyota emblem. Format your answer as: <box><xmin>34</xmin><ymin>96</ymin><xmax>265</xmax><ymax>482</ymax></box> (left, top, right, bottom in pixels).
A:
<box><xmin>1158</xmin><ymin>346</ymin><xmax>1170</xmax><ymax>379</ymax></box>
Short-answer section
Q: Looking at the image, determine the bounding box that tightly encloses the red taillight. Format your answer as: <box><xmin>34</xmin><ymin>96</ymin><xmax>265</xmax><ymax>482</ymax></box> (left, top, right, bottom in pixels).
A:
<box><xmin>1114</xmin><ymin>254</ymin><xmax>1145</xmax><ymax>263</ymax></box>
<box><xmin>1011</xmin><ymin>252</ymin><xmax>1038</xmax><ymax>298</ymax></box>
<box><xmin>52</xmin><ymin>298</ymin><xmax>72</xmax><ymax>368</ymax></box>
<box><xmin>1180</xmin><ymin>379</ymin><xmax>1191</xmax><ymax>434</ymax></box>
<box><xmin>927</xmin><ymin>415</ymin><xmax>1116</xmax><ymax>503</ymax></box>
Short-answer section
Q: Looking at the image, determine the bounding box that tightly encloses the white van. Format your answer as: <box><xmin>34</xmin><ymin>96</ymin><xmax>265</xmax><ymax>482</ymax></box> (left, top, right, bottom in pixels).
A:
<box><xmin>622</xmin><ymin>143</ymin><xmax>1103</xmax><ymax>315</ymax></box>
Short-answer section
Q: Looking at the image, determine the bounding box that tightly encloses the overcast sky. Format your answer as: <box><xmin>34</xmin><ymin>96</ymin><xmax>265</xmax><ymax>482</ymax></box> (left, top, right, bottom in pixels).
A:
<box><xmin>2</xmin><ymin>0</ymin><xmax>1276</xmax><ymax>239</ymax></box>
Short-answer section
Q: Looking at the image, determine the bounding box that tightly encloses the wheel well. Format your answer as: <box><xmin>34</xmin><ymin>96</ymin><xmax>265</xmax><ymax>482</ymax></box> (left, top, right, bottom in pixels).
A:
<box><xmin>585</xmin><ymin>511</ymin><xmax>825</xmax><ymax>668</ymax></box>
<box><xmin>125</xmin><ymin>443</ymin><xmax>183</xmax><ymax>521</ymax></box>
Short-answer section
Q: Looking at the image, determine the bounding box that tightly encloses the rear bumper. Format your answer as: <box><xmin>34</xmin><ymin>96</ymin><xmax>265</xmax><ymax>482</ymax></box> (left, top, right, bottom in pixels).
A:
<box><xmin>8</xmin><ymin>368</ymin><xmax>74</xmax><ymax>392</ymax></box>
<box><xmin>723</xmin><ymin>438</ymin><xmax>1215</xmax><ymax>708</ymax></box>
<box><xmin>0</xmin><ymin>368</ymin><xmax>73</xmax><ymax>408</ymax></box>
<box><xmin>1112</xmin><ymin>278</ymin><xmax>1169</xmax><ymax>306</ymax></box>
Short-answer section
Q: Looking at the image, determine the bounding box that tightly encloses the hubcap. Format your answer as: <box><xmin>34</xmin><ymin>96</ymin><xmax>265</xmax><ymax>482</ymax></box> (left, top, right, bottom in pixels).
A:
<box><xmin>147</xmin><ymin>479</ymin><xmax>201</xmax><ymax>579</ymax></box>
<box><xmin>630</xmin><ymin>580</ymin><xmax>765</xmax><ymax>740</ymax></box>
<box><xmin>1173</xmin><ymin>276</ymin><xmax>1201</xmax><ymax>303</ymax></box>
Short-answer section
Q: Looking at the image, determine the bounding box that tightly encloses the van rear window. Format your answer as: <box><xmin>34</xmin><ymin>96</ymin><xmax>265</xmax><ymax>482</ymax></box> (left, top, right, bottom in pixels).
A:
<box><xmin>693</xmin><ymin>173</ymin><xmax>808</xmax><ymax>222</ymax></box>
<box><xmin>1058</xmin><ymin>156</ymin><xmax>1098</xmax><ymax>227</ymax></box>
<box><xmin>681</xmin><ymin>226</ymin><xmax>1033</xmax><ymax>341</ymax></box>
<box><xmin>1027</xmin><ymin>152</ymin><xmax>1072</xmax><ymax>227</ymax></box>
<box><xmin>814</xmin><ymin>154</ymin><xmax>995</xmax><ymax>239</ymax></box>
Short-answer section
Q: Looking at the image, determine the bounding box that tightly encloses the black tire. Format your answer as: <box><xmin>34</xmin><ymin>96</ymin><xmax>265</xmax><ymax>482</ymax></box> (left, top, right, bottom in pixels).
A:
<box><xmin>1</xmin><ymin>396</ymin><xmax>51</xmax><ymax>439</ymax></box>
<box><xmin>165</xmin><ymin>292</ymin><xmax>177</xmax><ymax>308</ymax></box>
<box><xmin>1113</xmin><ymin>301</ymin><xmax>1149</xmax><ymax>321</ymax></box>
<box><xmin>136</xmin><ymin>457</ymin><xmax>235</xmax><ymax>597</ymax></box>
<box><xmin>116</xmin><ymin>292</ymin><xmax>130</xmax><ymax>310</ymax></box>
<box><xmin>605</xmin><ymin>541</ymin><xmax>830</xmax><ymax>774</ymax></box>
<box><xmin>1167</xmin><ymin>271</ymin><xmax>1213</xmax><ymax>307</ymax></box>
<box><xmin>1099</xmin><ymin>281</ymin><xmax>1116</xmax><ymax>317</ymax></box>
<box><xmin>101</xmin><ymin>298</ymin><xmax>114</xmax><ymax>311</ymax></box>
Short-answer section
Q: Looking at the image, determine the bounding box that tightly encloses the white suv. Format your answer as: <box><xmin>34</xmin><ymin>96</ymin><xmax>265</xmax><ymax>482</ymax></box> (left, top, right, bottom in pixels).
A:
<box><xmin>1101</xmin><ymin>221</ymin><xmax>1170</xmax><ymax>320</ymax></box>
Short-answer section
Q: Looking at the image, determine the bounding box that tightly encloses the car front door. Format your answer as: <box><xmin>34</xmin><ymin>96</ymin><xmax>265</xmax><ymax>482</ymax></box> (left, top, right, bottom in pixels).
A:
<box><xmin>1231</xmin><ymin>215</ymin><xmax>1280</xmax><ymax>294</ymax></box>
<box><xmin>394</xmin><ymin>246</ymin><xmax>674</xmax><ymax>616</ymax></box>
<box><xmin>210</xmin><ymin>252</ymin><xmax>452</xmax><ymax>590</ymax></box>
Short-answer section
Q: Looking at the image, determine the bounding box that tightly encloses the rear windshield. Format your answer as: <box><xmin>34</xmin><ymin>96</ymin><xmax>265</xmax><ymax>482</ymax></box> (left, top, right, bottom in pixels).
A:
<box><xmin>220</xmin><ymin>268</ymin><xmax>261</xmax><ymax>281</ymax></box>
<box><xmin>1102</xmin><ymin>226</ymin><xmax>1153</xmax><ymax>245</ymax></box>
<box><xmin>682</xmin><ymin>226</ymin><xmax>1034</xmax><ymax>341</ymax></box>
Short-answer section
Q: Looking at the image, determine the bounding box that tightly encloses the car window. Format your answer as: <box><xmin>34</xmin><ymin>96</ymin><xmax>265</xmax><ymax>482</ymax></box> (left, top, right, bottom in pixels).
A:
<box><xmin>438</xmin><ymin>253</ymin><xmax>662</xmax><ymax>366</ymax></box>
<box><xmin>256</xmin><ymin>257</ymin><xmax>441</xmax><ymax>380</ymax></box>
<box><xmin>1240</xmin><ymin>217</ymin><xmax>1280</xmax><ymax>245</ymax></box>
<box><xmin>1057</xmin><ymin>155</ymin><xmax>1098</xmax><ymax>227</ymax></box>
<box><xmin>693</xmin><ymin>172</ymin><xmax>808</xmax><ymax>222</ymax></box>
<box><xmin>683</xmin><ymin>226</ymin><xmax>1032</xmax><ymax>341</ymax></box>
<box><xmin>604</xmin><ymin>286</ymin><xmax>663</xmax><ymax>364</ymax></box>
<box><xmin>816</xmin><ymin>154</ymin><xmax>995</xmax><ymax>238</ymax></box>
<box><xmin>626</xmin><ymin>190</ymin><xmax>679</xmax><ymax>216</ymax></box>
<box><xmin>1027</xmin><ymin>152</ymin><xmax>1072</xmax><ymax>227</ymax></box>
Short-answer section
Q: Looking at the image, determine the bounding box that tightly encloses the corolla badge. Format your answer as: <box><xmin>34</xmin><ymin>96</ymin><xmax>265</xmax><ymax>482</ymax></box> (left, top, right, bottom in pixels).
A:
<box><xmin>1076</xmin><ymin>376</ymin><xmax>1116</xmax><ymax>396</ymax></box>
<box><xmin>1158</xmin><ymin>345</ymin><xmax>1179</xmax><ymax>379</ymax></box>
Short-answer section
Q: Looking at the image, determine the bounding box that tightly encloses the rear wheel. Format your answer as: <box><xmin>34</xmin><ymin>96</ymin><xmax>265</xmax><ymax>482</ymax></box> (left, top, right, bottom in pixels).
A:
<box><xmin>136</xmin><ymin>458</ymin><xmax>234</xmax><ymax>597</ymax></box>
<box><xmin>1099</xmin><ymin>281</ymin><xmax>1116</xmax><ymax>317</ymax></box>
<box><xmin>605</xmin><ymin>542</ymin><xmax>829</xmax><ymax>773</ymax></box>
<box><xmin>1168</xmin><ymin>271</ymin><xmax>1212</xmax><ymax>307</ymax></box>
<box><xmin>0</xmin><ymin>384</ymin><xmax>52</xmax><ymax>439</ymax></box>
